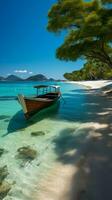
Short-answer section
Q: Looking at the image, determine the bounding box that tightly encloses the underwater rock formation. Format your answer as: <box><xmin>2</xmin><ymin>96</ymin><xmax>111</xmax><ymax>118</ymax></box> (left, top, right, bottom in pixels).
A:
<box><xmin>0</xmin><ymin>182</ymin><xmax>11</xmax><ymax>200</ymax></box>
<box><xmin>0</xmin><ymin>149</ymin><xmax>8</xmax><ymax>157</ymax></box>
<box><xmin>17</xmin><ymin>146</ymin><xmax>37</xmax><ymax>161</ymax></box>
<box><xmin>31</xmin><ymin>131</ymin><xmax>45</xmax><ymax>136</ymax></box>
<box><xmin>0</xmin><ymin>166</ymin><xmax>9</xmax><ymax>184</ymax></box>
<box><xmin>0</xmin><ymin>115</ymin><xmax>10</xmax><ymax>120</ymax></box>
<box><xmin>0</xmin><ymin>165</ymin><xmax>11</xmax><ymax>200</ymax></box>
<box><xmin>4</xmin><ymin>119</ymin><xmax>10</xmax><ymax>123</ymax></box>
<box><xmin>0</xmin><ymin>149</ymin><xmax>5</xmax><ymax>157</ymax></box>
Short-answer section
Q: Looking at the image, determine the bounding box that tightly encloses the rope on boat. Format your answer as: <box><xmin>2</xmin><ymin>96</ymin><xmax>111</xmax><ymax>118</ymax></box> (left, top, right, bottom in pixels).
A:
<box><xmin>60</xmin><ymin>94</ymin><xmax>66</xmax><ymax>103</ymax></box>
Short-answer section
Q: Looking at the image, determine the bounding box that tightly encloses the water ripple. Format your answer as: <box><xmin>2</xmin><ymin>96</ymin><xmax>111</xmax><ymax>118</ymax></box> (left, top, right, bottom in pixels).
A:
<box><xmin>0</xmin><ymin>96</ymin><xmax>17</xmax><ymax>101</ymax></box>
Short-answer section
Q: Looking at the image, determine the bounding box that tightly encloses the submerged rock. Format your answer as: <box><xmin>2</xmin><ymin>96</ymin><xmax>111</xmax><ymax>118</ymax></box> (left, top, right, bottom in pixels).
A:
<box><xmin>20</xmin><ymin>128</ymin><xmax>25</xmax><ymax>131</ymax></box>
<box><xmin>4</xmin><ymin>119</ymin><xmax>10</xmax><ymax>123</ymax></box>
<box><xmin>17</xmin><ymin>146</ymin><xmax>37</xmax><ymax>161</ymax></box>
<box><xmin>0</xmin><ymin>149</ymin><xmax>5</xmax><ymax>157</ymax></box>
<box><xmin>0</xmin><ymin>115</ymin><xmax>10</xmax><ymax>120</ymax></box>
<box><xmin>0</xmin><ymin>182</ymin><xmax>11</xmax><ymax>200</ymax></box>
<box><xmin>0</xmin><ymin>165</ymin><xmax>11</xmax><ymax>199</ymax></box>
<box><xmin>31</xmin><ymin>131</ymin><xmax>45</xmax><ymax>136</ymax></box>
<box><xmin>0</xmin><ymin>149</ymin><xmax>8</xmax><ymax>157</ymax></box>
<box><xmin>0</xmin><ymin>166</ymin><xmax>9</xmax><ymax>184</ymax></box>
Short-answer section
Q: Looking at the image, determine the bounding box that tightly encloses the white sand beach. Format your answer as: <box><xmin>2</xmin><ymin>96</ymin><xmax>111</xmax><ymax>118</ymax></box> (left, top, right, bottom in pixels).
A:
<box><xmin>68</xmin><ymin>80</ymin><xmax>112</xmax><ymax>89</ymax></box>
<box><xmin>30</xmin><ymin>80</ymin><xmax>112</xmax><ymax>200</ymax></box>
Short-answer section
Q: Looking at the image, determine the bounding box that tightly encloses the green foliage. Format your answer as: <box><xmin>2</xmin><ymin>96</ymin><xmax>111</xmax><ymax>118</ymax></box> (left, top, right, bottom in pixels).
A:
<box><xmin>48</xmin><ymin>0</ymin><xmax>112</xmax><ymax>68</ymax></box>
<box><xmin>64</xmin><ymin>60</ymin><xmax>112</xmax><ymax>80</ymax></box>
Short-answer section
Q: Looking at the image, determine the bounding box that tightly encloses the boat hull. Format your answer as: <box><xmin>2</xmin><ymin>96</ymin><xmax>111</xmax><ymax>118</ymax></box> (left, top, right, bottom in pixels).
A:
<box><xmin>18</xmin><ymin>92</ymin><xmax>60</xmax><ymax>119</ymax></box>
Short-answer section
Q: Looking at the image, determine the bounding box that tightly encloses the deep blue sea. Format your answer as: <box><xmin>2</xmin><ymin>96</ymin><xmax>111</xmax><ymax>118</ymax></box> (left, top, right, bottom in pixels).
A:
<box><xmin>0</xmin><ymin>81</ymin><xmax>88</xmax><ymax>200</ymax></box>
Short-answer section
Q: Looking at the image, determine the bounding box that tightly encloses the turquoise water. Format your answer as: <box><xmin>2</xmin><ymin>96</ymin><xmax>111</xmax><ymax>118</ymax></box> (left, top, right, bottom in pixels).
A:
<box><xmin>0</xmin><ymin>81</ymin><xmax>86</xmax><ymax>200</ymax></box>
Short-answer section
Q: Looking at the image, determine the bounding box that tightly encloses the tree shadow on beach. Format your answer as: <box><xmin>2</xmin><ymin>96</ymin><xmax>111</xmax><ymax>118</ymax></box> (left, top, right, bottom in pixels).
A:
<box><xmin>52</xmin><ymin>119</ymin><xmax>112</xmax><ymax>200</ymax></box>
<box><xmin>52</xmin><ymin>88</ymin><xmax>112</xmax><ymax>200</ymax></box>
<box><xmin>62</xmin><ymin>87</ymin><xmax>112</xmax><ymax>123</ymax></box>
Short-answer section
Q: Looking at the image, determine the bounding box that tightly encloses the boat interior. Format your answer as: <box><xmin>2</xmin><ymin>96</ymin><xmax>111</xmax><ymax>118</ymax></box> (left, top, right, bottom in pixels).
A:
<box><xmin>33</xmin><ymin>85</ymin><xmax>60</xmax><ymax>100</ymax></box>
<box><xmin>37</xmin><ymin>92</ymin><xmax>59</xmax><ymax>99</ymax></box>
<box><xmin>25</xmin><ymin>93</ymin><xmax>59</xmax><ymax>102</ymax></box>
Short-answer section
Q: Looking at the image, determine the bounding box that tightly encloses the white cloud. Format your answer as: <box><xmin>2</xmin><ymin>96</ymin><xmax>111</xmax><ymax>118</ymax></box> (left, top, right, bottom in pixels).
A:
<box><xmin>29</xmin><ymin>71</ymin><xmax>33</xmax><ymax>74</ymax></box>
<box><xmin>14</xmin><ymin>70</ymin><xmax>28</xmax><ymax>74</ymax></box>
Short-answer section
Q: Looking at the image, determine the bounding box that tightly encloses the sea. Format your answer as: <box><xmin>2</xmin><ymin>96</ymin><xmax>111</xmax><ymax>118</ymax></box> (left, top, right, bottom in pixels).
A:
<box><xmin>0</xmin><ymin>81</ymin><xmax>87</xmax><ymax>200</ymax></box>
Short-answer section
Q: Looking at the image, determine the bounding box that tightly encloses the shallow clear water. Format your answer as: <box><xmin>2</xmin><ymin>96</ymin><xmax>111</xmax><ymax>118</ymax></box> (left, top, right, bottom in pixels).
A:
<box><xmin>0</xmin><ymin>81</ymin><xmax>87</xmax><ymax>199</ymax></box>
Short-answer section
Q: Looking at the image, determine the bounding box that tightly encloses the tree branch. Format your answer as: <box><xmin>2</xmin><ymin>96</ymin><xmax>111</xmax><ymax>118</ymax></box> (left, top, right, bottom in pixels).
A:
<box><xmin>86</xmin><ymin>49</ymin><xmax>112</xmax><ymax>68</ymax></box>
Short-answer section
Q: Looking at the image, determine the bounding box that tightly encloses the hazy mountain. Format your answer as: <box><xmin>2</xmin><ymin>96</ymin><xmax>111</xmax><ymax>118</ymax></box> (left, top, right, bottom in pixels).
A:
<box><xmin>48</xmin><ymin>78</ymin><xmax>55</xmax><ymax>81</ymax></box>
<box><xmin>0</xmin><ymin>76</ymin><xmax>5</xmax><ymax>81</ymax></box>
<box><xmin>5</xmin><ymin>75</ymin><xmax>23</xmax><ymax>81</ymax></box>
<box><xmin>0</xmin><ymin>74</ymin><xmax>57</xmax><ymax>82</ymax></box>
<box><xmin>25</xmin><ymin>74</ymin><xmax>48</xmax><ymax>81</ymax></box>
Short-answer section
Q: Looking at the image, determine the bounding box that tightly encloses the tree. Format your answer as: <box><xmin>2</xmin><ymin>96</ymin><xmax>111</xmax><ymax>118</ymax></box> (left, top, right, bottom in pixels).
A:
<box><xmin>47</xmin><ymin>0</ymin><xmax>112</xmax><ymax>68</ymax></box>
<box><xmin>64</xmin><ymin>59</ymin><xmax>112</xmax><ymax>80</ymax></box>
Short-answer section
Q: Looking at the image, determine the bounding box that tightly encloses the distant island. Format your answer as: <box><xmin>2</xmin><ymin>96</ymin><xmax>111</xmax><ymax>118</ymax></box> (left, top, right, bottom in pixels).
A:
<box><xmin>0</xmin><ymin>74</ymin><xmax>60</xmax><ymax>82</ymax></box>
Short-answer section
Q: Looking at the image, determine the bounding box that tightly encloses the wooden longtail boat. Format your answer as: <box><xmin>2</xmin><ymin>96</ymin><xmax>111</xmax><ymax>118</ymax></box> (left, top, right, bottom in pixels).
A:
<box><xmin>18</xmin><ymin>85</ymin><xmax>61</xmax><ymax>119</ymax></box>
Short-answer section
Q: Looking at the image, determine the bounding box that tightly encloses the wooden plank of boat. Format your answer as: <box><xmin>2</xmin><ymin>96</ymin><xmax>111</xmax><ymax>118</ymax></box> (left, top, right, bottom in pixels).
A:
<box><xmin>18</xmin><ymin>85</ymin><xmax>61</xmax><ymax>119</ymax></box>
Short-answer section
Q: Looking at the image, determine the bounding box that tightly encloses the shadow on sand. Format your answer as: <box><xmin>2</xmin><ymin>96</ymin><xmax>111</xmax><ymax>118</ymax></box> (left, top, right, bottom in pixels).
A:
<box><xmin>51</xmin><ymin>88</ymin><xmax>112</xmax><ymax>200</ymax></box>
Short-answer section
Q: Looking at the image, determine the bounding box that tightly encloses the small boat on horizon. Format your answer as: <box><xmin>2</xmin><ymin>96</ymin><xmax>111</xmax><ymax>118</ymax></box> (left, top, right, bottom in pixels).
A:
<box><xmin>18</xmin><ymin>85</ymin><xmax>61</xmax><ymax>119</ymax></box>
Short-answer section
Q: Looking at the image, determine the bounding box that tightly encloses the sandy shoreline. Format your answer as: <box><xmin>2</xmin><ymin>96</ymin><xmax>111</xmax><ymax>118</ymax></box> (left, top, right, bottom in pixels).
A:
<box><xmin>31</xmin><ymin>80</ymin><xmax>112</xmax><ymax>200</ymax></box>
<box><xmin>67</xmin><ymin>80</ymin><xmax>112</xmax><ymax>89</ymax></box>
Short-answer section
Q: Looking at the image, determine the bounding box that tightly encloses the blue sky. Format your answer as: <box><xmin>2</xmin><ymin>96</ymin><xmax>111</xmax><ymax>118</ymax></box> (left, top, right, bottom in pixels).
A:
<box><xmin>0</xmin><ymin>0</ymin><xmax>84</xmax><ymax>79</ymax></box>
